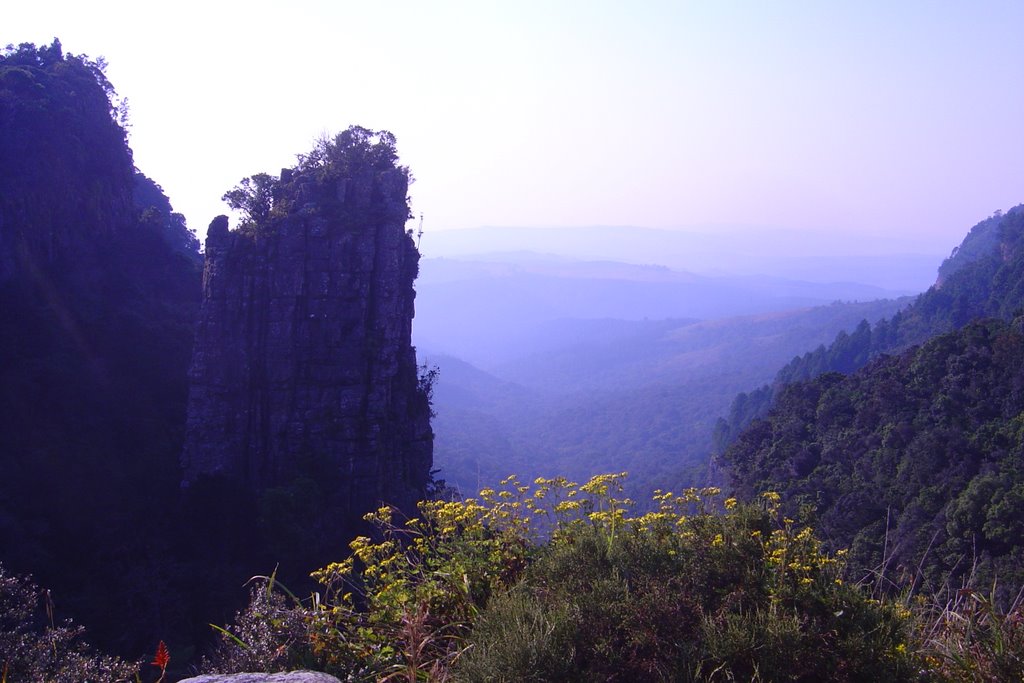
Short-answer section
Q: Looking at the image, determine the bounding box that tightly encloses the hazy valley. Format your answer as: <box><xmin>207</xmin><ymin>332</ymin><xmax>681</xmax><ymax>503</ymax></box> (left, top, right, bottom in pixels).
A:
<box><xmin>414</xmin><ymin>246</ymin><xmax>916</xmax><ymax>497</ymax></box>
<box><xmin>2</xmin><ymin>11</ymin><xmax>1024</xmax><ymax>679</ymax></box>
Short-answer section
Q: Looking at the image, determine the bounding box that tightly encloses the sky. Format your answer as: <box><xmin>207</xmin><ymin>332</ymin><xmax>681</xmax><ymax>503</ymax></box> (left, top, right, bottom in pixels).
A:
<box><xmin>5</xmin><ymin>1</ymin><xmax>1023</xmax><ymax>258</ymax></box>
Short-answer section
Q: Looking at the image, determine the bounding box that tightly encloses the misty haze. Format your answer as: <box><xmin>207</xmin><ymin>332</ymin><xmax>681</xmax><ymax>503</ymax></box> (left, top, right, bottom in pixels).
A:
<box><xmin>2</xmin><ymin>2</ymin><xmax>1023</xmax><ymax>680</ymax></box>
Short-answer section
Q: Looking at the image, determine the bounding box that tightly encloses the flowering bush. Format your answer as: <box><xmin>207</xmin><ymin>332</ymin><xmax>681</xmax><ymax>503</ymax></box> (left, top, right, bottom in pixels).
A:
<box><xmin>207</xmin><ymin>474</ymin><xmax>932</xmax><ymax>680</ymax></box>
<box><xmin>457</xmin><ymin>484</ymin><xmax>916</xmax><ymax>681</ymax></box>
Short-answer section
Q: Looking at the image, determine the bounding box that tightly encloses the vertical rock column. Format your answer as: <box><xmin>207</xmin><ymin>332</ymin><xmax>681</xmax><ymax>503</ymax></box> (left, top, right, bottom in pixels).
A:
<box><xmin>182</xmin><ymin>131</ymin><xmax>433</xmax><ymax>521</ymax></box>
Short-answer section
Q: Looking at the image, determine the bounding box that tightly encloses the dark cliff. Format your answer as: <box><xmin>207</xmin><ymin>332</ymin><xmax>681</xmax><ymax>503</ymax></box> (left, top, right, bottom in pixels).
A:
<box><xmin>2</xmin><ymin>41</ymin><xmax>432</xmax><ymax>659</ymax></box>
<box><xmin>182</xmin><ymin>127</ymin><xmax>433</xmax><ymax>522</ymax></box>
<box><xmin>0</xmin><ymin>41</ymin><xmax>202</xmax><ymax>653</ymax></box>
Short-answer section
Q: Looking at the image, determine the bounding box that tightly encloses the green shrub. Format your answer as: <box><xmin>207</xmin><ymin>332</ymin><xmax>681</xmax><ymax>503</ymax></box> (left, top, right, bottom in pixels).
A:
<box><xmin>454</xmin><ymin>586</ymin><xmax>576</xmax><ymax>682</ymax></box>
<box><xmin>203</xmin><ymin>576</ymin><xmax>313</xmax><ymax>675</ymax></box>
<box><xmin>0</xmin><ymin>563</ymin><xmax>138</xmax><ymax>682</ymax></box>
<box><xmin>209</xmin><ymin>475</ymin><xmax>932</xmax><ymax>680</ymax></box>
<box><xmin>913</xmin><ymin>586</ymin><xmax>1024</xmax><ymax>682</ymax></box>
<box><xmin>457</xmin><ymin>488</ymin><xmax>917</xmax><ymax>681</ymax></box>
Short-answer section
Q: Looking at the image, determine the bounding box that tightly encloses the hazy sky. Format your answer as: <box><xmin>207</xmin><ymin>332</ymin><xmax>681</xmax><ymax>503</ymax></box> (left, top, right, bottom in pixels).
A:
<box><xmin>6</xmin><ymin>1</ymin><xmax>1023</xmax><ymax>254</ymax></box>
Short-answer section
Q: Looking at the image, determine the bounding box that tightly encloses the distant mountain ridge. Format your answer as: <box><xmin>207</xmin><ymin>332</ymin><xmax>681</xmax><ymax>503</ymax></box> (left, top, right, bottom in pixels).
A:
<box><xmin>422</xmin><ymin>225</ymin><xmax>944</xmax><ymax>291</ymax></box>
<box><xmin>416</xmin><ymin>254</ymin><xmax>911</xmax><ymax>367</ymax></box>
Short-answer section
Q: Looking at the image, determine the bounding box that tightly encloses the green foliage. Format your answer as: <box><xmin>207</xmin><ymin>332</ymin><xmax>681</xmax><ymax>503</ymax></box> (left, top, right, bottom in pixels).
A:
<box><xmin>296</xmin><ymin>126</ymin><xmax>403</xmax><ymax>181</ymax></box>
<box><xmin>723</xmin><ymin>317</ymin><xmax>1024</xmax><ymax>597</ymax></box>
<box><xmin>221</xmin><ymin>125</ymin><xmax>412</xmax><ymax>239</ymax></box>
<box><xmin>208</xmin><ymin>476</ymin><xmax>920</xmax><ymax>681</ymax></box>
<box><xmin>0</xmin><ymin>563</ymin><xmax>139</xmax><ymax>682</ymax></box>
<box><xmin>222</xmin><ymin>172</ymin><xmax>278</xmax><ymax>235</ymax></box>
<box><xmin>913</xmin><ymin>586</ymin><xmax>1024</xmax><ymax>682</ymax></box>
<box><xmin>458</xmin><ymin>488</ymin><xmax>914</xmax><ymax>682</ymax></box>
<box><xmin>716</xmin><ymin>205</ymin><xmax>1024</xmax><ymax>451</ymax></box>
<box><xmin>417</xmin><ymin>363</ymin><xmax>440</xmax><ymax>419</ymax></box>
<box><xmin>302</xmin><ymin>475</ymin><xmax>557</xmax><ymax>675</ymax></box>
<box><xmin>296</xmin><ymin>126</ymin><xmax>411</xmax><ymax>221</ymax></box>
<box><xmin>454</xmin><ymin>586</ymin><xmax>576</xmax><ymax>681</ymax></box>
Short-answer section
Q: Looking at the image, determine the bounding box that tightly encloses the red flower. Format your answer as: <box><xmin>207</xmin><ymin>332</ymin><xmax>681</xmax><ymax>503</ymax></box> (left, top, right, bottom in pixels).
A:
<box><xmin>152</xmin><ymin>640</ymin><xmax>170</xmax><ymax>671</ymax></box>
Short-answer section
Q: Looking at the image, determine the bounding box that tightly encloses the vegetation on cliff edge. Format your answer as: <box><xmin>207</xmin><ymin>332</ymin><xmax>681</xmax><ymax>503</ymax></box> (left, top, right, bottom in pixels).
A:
<box><xmin>201</xmin><ymin>474</ymin><xmax>1022</xmax><ymax>681</ymax></box>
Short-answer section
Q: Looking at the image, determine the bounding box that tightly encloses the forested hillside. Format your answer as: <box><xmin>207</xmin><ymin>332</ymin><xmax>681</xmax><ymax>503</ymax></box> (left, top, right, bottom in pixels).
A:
<box><xmin>714</xmin><ymin>206</ymin><xmax>1024</xmax><ymax>451</ymax></box>
<box><xmin>722</xmin><ymin>316</ymin><xmax>1024</xmax><ymax>598</ymax></box>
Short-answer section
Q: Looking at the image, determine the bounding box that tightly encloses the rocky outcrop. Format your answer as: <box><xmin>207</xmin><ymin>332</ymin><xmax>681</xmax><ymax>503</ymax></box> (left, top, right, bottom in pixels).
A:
<box><xmin>182</xmin><ymin>127</ymin><xmax>433</xmax><ymax>518</ymax></box>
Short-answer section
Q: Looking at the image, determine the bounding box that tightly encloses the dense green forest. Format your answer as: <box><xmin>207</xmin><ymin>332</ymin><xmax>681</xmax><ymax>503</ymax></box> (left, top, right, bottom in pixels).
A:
<box><xmin>714</xmin><ymin>206</ymin><xmax>1024</xmax><ymax>452</ymax></box>
<box><xmin>715</xmin><ymin>206</ymin><xmax>1024</xmax><ymax>604</ymax></box>
<box><xmin>723</xmin><ymin>317</ymin><xmax>1024</xmax><ymax>597</ymax></box>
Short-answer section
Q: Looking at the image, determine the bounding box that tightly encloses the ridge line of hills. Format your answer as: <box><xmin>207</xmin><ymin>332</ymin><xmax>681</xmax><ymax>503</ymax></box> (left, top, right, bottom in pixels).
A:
<box><xmin>714</xmin><ymin>204</ymin><xmax>1024</xmax><ymax>453</ymax></box>
<box><xmin>716</xmin><ymin>205</ymin><xmax>1024</xmax><ymax>599</ymax></box>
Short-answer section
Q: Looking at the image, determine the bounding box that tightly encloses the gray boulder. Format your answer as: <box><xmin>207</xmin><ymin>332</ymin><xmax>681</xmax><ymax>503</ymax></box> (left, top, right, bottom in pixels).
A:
<box><xmin>179</xmin><ymin>673</ymin><xmax>341</xmax><ymax>683</ymax></box>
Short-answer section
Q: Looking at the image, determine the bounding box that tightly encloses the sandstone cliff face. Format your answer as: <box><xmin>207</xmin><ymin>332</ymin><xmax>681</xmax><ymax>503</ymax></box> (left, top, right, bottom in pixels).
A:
<box><xmin>182</xmin><ymin>129</ymin><xmax>433</xmax><ymax>517</ymax></box>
